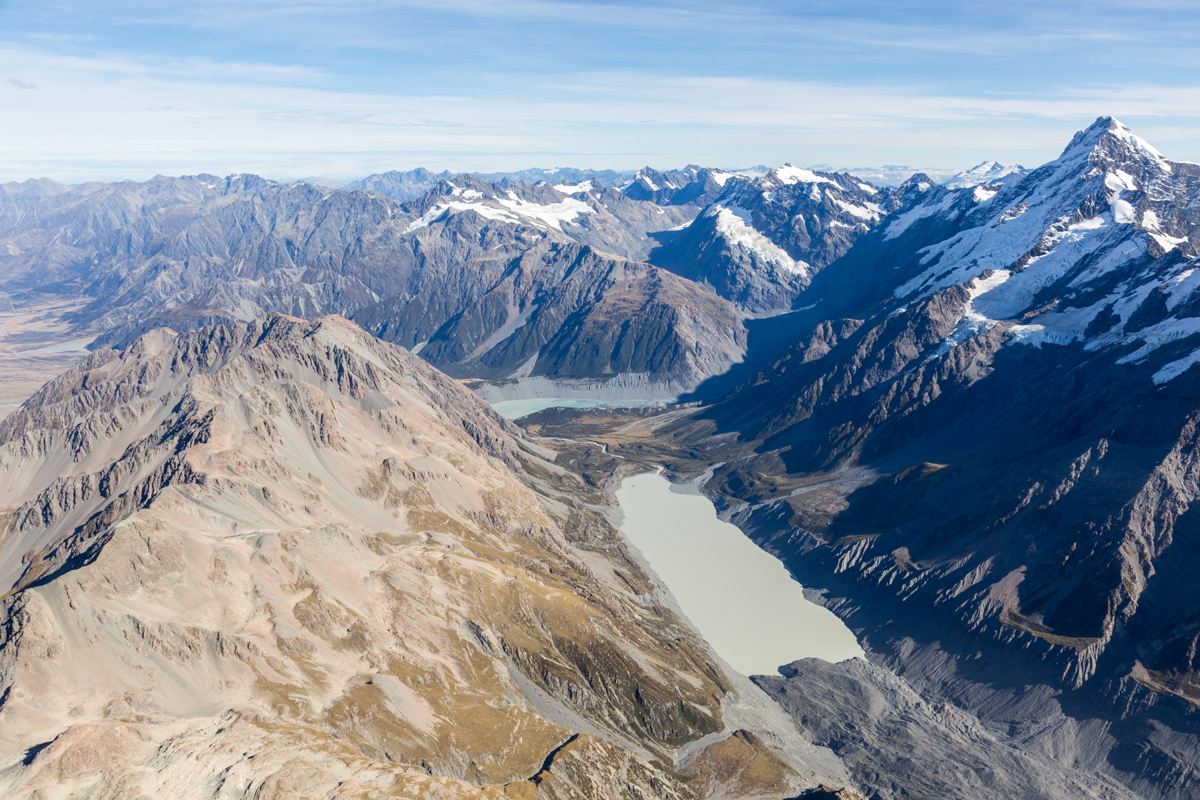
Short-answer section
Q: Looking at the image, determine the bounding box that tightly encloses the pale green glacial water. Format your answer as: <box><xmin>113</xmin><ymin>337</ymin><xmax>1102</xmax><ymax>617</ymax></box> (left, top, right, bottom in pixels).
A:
<box><xmin>615</xmin><ymin>472</ymin><xmax>863</xmax><ymax>676</ymax></box>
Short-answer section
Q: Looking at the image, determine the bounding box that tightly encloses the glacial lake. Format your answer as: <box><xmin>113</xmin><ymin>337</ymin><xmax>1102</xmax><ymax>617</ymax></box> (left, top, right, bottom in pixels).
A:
<box><xmin>615</xmin><ymin>471</ymin><xmax>863</xmax><ymax>676</ymax></box>
<box><xmin>489</xmin><ymin>397</ymin><xmax>654</xmax><ymax>419</ymax></box>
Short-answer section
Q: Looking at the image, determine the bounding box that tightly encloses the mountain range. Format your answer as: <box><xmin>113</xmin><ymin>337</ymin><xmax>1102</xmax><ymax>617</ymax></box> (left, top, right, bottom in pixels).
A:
<box><xmin>3</xmin><ymin>117</ymin><xmax>1200</xmax><ymax>799</ymax></box>
<box><xmin>640</xmin><ymin>117</ymin><xmax>1200</xmax><ymax>799</ymax></box>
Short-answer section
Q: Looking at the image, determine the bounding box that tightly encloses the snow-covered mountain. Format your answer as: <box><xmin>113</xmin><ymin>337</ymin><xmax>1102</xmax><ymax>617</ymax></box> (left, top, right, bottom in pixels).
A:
<box><xmin>617</xmin><ymin>165</ymin><xmax>734</xmax><ymax>206</ymax></box>
<box><xmin>650</xmin><ymin>164</ymin><xmax>888</xmax><ymax>315</ymax></box>
<box><xmin>943</xmin><ymin>160</ymin><xmax>1028</xmax><ymax>188</ymax></box>
<box><xmin>654</xmin><ymin>117</ymin><xmax>1200</xmax><ymax>800</ymax></box>
<box><xmin>882</xmin><ymin>116</ymin><xmax>1200</xmax><ymax>379</ymax></box>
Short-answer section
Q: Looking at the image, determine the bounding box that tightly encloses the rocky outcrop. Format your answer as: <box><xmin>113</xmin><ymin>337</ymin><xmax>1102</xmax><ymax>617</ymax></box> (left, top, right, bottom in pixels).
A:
<box><xmin>756</xmin><ymin>658</ymin><xmax>1139</xmax><ymax>800</ymax></box>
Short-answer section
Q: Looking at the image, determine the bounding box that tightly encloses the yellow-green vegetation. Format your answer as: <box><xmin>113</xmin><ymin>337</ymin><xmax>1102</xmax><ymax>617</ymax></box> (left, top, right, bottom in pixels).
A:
<box><xmin>681</xmin><ymin>730</ymin><xmax>797</xmax><ymax>798</ymax></box>
<box><xmin>999</xmin><ymin>610</ymin><xmax>1102</xmax><ymax>652</ymax></box>
<box><xmin>1131</xmin><ymin>661</ymin><xmax>1200</xmax><ymax>708</ymax></box>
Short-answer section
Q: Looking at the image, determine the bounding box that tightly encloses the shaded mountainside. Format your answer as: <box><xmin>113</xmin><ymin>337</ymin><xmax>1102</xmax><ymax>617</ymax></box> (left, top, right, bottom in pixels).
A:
<box><xmin>355</xmin><ymin>240</ymin><xmax>746</xmax><ymax>394</ymax></box>
<box><xmin>0</xmin><ymin>314</ymin><xmax>850</xmax><ymax>799</ymax></box>
<box><xmin>640</xmin><ymin>117</ymin><xmax>1200</xmax><ymax>799</ymax></box>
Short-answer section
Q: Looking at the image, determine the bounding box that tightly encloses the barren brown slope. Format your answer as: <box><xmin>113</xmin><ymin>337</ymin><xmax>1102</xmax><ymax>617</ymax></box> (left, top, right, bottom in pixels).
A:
<box><xmin>0</xmin><ymin>314</ymin><xmax>849</xmax><ymax>799</ymax></box>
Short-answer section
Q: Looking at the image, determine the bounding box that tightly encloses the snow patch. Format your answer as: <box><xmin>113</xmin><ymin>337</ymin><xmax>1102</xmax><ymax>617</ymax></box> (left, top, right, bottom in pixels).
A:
<box><xmin>1105</xmin><ymin>171</ymin><xmax>1136</xmax><ymax>193</ymax></box>
<box><xmin>553</xmin><ymin>180</ymin><xmax>593</xmax><ymax>194</ymax></box>
<box><xmin>709</xmin><ymin>204</ymin><xmax>809</xmax><ymax>276</ymax></box>
<box><xmin>1154</xmin><ymin>347</ymin><xmax>1200</xmax><ymax>383</ymax></box>
<box><xmin>1007</xmin><ymin>324</ymin><xmax>1082</xmax><ymax>348</ymax></box>
<box><xmin>404</xmin><ymin>201</ymin><xmax>522</xmax><ymax>233</ymax></box>
<box><xmin>1166</xmin><ymin>268</ymin><xmax>1200</xmax><ymax>309</ymax></box>
<box><xmin>495</xmin><ymin>195</ymin><xmax>593</xmax><ymax>230</ymax></box>
<box><xmin>1112</xmin><ymin>199</ymin><xmax>1135</xmax><ymax>224</ymax></box>
<box><xmin>832</xmin><ymin>197</ymin><xmax>881</xmax><ymax>220</ymax></box>
<box><xmin>772</xmin><ymin>164</ymin><xmax>835</xmax><ymax>187</ymax></box>
<box><xmin>1114</xmin><ymin>316</ymin><xmax>1200</xmax><ymax>364</ymax></box>
<box><xmin>1151</xmin><ymin>232</ymin><xmax>1189</xmax><ymax>253</ymax></box>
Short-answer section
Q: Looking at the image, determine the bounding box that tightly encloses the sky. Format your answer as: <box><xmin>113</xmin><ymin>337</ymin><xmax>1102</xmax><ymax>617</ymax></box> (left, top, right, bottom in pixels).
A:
<box><xmin>2</xmin><ymin>0</ymin><xmax>1200</xmax><ymax>182</ymax></box>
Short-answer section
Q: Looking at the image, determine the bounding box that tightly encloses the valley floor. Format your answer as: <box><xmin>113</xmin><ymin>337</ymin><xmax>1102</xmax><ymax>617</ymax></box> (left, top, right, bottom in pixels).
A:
<box><xmin>0</xmin><ymin>297</ymin><xmax>95</xmax><ymax>420</ymax></box>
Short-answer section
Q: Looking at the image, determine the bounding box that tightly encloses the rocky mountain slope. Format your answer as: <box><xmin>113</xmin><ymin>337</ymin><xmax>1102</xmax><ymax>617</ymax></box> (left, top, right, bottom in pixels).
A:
<box><xmin>619</xmin><ymin>166</ymin><xmax>734</xmax><ymax>207</ymax></box>
<box><xmin>756</xmin><ymin>657</ymin><xmax>1140</xmax><ymax>800</ymax></box>
<box><xmin>642</xmin><ymin>117</ymin><xmax>1200</xmax><ymax>799</ymax></box>
<box><xmin>0</xmin><ymin>314</ymin><xmax>856</xmax><ymax>799</ymax></box>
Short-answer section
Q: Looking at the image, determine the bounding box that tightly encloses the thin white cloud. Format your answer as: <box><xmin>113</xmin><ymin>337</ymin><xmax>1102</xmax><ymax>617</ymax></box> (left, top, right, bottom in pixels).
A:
<box><xmin>28</xmin><ymin>0</ymin><xmax>1200</xmax><ymax>62</ymax></box>
<box><xmin>3</xmin><ymin>42</ymin><xmax>1200</xmax><ymax>181</ymax></box>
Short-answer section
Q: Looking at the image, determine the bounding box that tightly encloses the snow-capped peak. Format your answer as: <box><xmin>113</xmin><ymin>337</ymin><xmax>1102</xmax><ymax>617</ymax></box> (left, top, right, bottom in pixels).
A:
<box><xmin>1059</xmin><ymin>116</ymin><xmax>1171</xmax><ymax>173</ymax></box>
<box><xmin>945</xmin><ymin>161</ymin><xmax>1028</xmax><ymax>189</ymax></box>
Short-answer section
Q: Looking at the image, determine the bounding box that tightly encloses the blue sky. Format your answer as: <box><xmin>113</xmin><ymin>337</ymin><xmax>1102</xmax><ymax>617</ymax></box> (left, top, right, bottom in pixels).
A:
<box><xmin>2</xmin><ymin>0</ymin><xmax>1200</xmax><ymax>181</ymax></box>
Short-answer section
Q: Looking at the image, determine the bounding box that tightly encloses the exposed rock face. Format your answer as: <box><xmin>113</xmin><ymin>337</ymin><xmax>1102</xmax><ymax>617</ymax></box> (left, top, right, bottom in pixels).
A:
<box><xmin>651</xmin><ymin>166</ymin><xmax>887</xmax><ymax>316</ymax></box>
<box><xmin>619</xmin><ymin>166</ymin><xmax>732</xmax><ymax>208</ymax></box>
<box><xmin>0</xmin><ymin>172</ymin><xmax>744</xmax><ymax>394</ymax></box>
<box><xmin>355</xmin><ymin>240</ymin><xmax>747</xmax><ymax>395</ymax></box>
<box><xmin>0</xmin><ymin>314</ymin><xmax>822</xmax><ymax>798</ymax></box>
